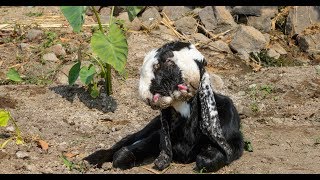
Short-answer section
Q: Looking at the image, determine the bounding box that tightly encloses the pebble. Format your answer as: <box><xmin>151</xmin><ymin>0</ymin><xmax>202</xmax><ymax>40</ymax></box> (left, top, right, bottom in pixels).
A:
<box><xmin>16</xmin><ymin>151</ymin><xmax>30</xmax><ymax>159</ymax></box>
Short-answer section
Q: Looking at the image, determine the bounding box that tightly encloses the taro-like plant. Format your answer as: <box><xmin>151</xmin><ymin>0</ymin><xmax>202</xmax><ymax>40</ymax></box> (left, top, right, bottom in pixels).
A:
<box><xmin>61</xmin><ymin>6</ymin><xmax>144</xmax><ymax>97</ymax></box>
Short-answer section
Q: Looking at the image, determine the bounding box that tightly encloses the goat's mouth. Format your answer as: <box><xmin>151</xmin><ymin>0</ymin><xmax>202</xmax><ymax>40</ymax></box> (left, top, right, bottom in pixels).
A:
<box><xmin>147</xmin><ymin>83</ymin><xmax>195</xmax><ymax>110</ymax></box>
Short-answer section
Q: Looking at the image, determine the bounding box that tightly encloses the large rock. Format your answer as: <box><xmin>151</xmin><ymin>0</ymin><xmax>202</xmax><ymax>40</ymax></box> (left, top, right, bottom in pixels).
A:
<box><xmin>140</xmin><ymin>7</ymin><xmax>162</xmax><ymax>29</ymax></box>
<box><xmin>208</xmin><ymin>40</ymin><xmax>232</xmax><ymax>54</ymax></box>
<box><xmin>192</xmin><ymin>33</ymin><xmax>211</xmax><ymax>44</ymax></box>
<box><xmin>297</xmin><ymin>33</ymin><xmax>320</xmax><ymax>54</ymax></box>
<box><xmin>231</xmin><ymin>6</ymin><xmax>277</xmax><ymax>16</ymax></box>
<box><xmin>162</xmin><ymin>6</ymin><xmax>192</xmax><ymax>21</ymax></box>
<box><xmin>285</xmin><ymin>6</ymin><xmax>320</xmax><ymax>36</ymax></box>
<box><xmin>230</xmin><ymin>25</ymin><xmax>269</xmax><ymax>59</ymax></box>
<box><xmin>174</xmin><ymin>16</ymin><xmax>197</xmax><ymax>35</ymax></box>
<box><xmin>271</xmin><ymin>42</ymin><xmax>287</xmax><ymax>55</ymax></box>
<box><xmin>198</xmin><ymin>6</ymin><xmax>237</xmax><ymax>34</ymax></box>
<box><xmin>246</xmin><ymin>7</ymin><xmax>278</xmax><ymax>33</ymax></box>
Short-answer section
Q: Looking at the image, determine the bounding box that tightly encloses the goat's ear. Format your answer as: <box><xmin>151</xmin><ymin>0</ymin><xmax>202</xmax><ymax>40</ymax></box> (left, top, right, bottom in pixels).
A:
<box><xmin>198</xmin><ymin>72</ymin><xmax>233</xmax><ymax>162</ymax></box>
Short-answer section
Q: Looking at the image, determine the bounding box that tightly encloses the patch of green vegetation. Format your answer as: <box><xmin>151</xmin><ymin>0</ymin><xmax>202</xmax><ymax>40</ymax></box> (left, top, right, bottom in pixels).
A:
<box><xmin>0</xmin><ymin>109</ymin><xmax>24</xmax><ymax>148</ymax></box>
<box><xmin>250</xmin><ymin>103</ymin><xmax>259</xmax><ymax>113</ymax></box>
<box><xmin>42</xmin><ymin>31</ymin><xmax>57</xmax><ymax>48</ymax></box>
<box><xmin>250</xmin><ymin>50</ymin><xmax>303</xmax><ymax>67</ymax></box>
<box><xmin>60</xmin><ymin>154</ymin><xmax>87</xmax><ymax>173</ymax></box>
<box><xmin>25</xmin><ymin>11</ymin><xmax>43</xmax><ymax>17</ymax></box>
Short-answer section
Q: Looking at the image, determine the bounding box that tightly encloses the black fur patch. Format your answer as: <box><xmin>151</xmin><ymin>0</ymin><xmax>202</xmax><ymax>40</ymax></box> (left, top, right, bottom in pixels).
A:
<box><xmin>149</xmin><ymin>60</ymin><xmax>183</xmax><ymax>96</ymax></box>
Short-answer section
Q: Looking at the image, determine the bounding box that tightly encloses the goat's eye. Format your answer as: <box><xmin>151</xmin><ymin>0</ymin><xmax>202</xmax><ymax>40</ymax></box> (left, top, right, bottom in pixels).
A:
<box><xmin>165</xmin><ymin>59</ymin><xmax>173</xmax><ymax>65</ymax></box>
<box><xmin>153</xmin><ymin>63</ymin><xmax>160</xmax><ymax>70</ymax></box>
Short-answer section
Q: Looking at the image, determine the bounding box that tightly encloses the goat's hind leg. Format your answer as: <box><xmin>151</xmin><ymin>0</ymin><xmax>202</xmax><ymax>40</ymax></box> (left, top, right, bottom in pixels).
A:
<box><xmin>84</xmin><ymin>116</ymin><xmax>161</xmax><ymax>167</ymax></box>
<box><xmin>113</xmin><ymin>131</ymin><xmax>160</xmax><ymax>169</ymax></box>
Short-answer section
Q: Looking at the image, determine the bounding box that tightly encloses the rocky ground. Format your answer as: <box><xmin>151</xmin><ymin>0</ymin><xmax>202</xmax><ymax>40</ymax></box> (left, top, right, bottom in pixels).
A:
<box><xmin>0</xmin><ymin>6</ymin><xmax>320</xmax><ymax>174</ymax></box>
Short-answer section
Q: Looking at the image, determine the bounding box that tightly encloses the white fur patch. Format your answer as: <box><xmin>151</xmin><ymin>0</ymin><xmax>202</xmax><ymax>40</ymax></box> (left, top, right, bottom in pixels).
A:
<box><xmin>172</xmin><ymin>45</ymin><xmax>204</xmax><ymax>90</ymax></box>
<box><xmin>139</xmin><ymin>49</ymin><xmax>158</xmax><ymax>101</ymax></box>
<box><xmin>172</xmin><ymin>101</ymin><xmax>191</xmax><ymax>118</ymax></box>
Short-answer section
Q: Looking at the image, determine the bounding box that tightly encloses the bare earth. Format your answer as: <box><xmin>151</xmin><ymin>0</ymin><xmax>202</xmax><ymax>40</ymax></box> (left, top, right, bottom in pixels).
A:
<box><xmin>0</xmin><ymin>7</ymin><xmax>320</xmax><ymax>174</ymax></box>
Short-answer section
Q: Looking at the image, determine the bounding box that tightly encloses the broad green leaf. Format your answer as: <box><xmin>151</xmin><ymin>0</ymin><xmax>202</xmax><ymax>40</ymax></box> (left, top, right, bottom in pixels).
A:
<box><xmin>90</xmin><ymin>83</ymin><xmax>99</xmax><ymax>98</ymax></box>
<box><xmin>60</xmin><ymin>6</ymin><xmax>86</xmax><ymax>33</ymax></box>
<box><xmin>68</xmin><ymin>61</ymin><xmax>81</xmax><ymax>85</ymax></box>
<box><xmin>91</xmin><ymin>23</ymin><xmax>128</xmax><ymax>74</ymax></box>
<box><xmin>0</xmin><ymin>138</ymin><xmax>12</xmax><ymax>149</ymax></box>
<box><xmin>6</xmin><ymin>68</ymin><xmax>22</xmax><ymax>82</ymax></box>
<box><xmin>79</xmin><ymin>65</ymin><xmax>96</xmax><ymax>85</ymax></box>
<box><xmin>0</xmin><ymin>110</ymin><xmax>10</xmax><ymax>127</ymax></box>
<box><xmin>126</xmin><ymin>6</ymin><xmax>144</xmax><ymax>21</ymax></box>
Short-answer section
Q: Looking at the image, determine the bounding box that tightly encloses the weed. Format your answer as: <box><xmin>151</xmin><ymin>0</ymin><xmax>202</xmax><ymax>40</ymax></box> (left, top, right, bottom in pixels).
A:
<box><xmin>0</xmin><ymin>109</ymin><xmax>24</xmax><ymax>148</ymax></box>
<box><xmin>60</xmin><ymin>154</ymin><xmax>87</xmax><ymax>173</ymax></box>
<box><xmin>25</xmin><ymin>11</ymin><xmax>43</xmax><ymax>17</ymax></box>
<box><xmin>244</xmin><ymin>140</ymin><xmax>253</xmax><ymax>152</ymax></box>
<box><xmin>250</xmin><ymin>103</ymin><xmax>259</xmax><ymax>113</ymax></box>
<box><xmin>43</xmin><ymin>31</ymin><xmax>57</xmax><ymax>48</ymax></box>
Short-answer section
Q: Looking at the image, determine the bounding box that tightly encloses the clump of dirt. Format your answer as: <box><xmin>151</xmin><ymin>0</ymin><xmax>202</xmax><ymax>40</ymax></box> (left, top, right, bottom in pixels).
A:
<box><xmin>0</xmin><ymin>96</ymin><xmax>17</xmax><ymax>109</ymax></box>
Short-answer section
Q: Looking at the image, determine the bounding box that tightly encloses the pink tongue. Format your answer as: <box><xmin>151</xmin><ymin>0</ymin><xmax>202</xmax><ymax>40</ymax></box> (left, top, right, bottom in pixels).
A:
<box><xmin>153</xmin><ymin>93</ymin><xmax>160</xmax><ymax>102</ymax></box>
<box><xmin>177</xmin><ymin>84</ymin><xmax>188</xmax><ymax>91</ymax></box>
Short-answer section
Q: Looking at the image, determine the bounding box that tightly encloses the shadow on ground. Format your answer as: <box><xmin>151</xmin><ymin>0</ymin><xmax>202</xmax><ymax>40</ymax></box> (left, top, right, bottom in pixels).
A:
<box><xmin>49</xmin><ymin>85</ymin><xmax>117</xmax><ymax>113</ymax></box>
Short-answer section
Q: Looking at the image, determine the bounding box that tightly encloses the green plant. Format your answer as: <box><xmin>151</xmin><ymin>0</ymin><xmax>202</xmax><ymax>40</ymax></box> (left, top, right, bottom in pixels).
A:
<box><xmin>61</xmin><ymin>6</ymin><xmax>143</xmax><ymax>97</ymax></box>
<box><xmin>6</xmin><ymin>68</ymin><xmax>23</xmax><ymax>82</ymax></box>
<box><xmin>250</xmin><ymin>103</ymin><xmax>259</xmax><ymax>113</ymax></box>
<box><xmin>0</xmin><ymin>109</ymin><xmax>24</xmax><ymax>148</ymax></box>
<box><xmin>244</xmin><ymin>140</ymin><xmax>253</xmax><ymax>152</ymax></box>
<box><xmin>60</xmin><ymin>154</ymin><xmax>87</xmax><ymax>173</ymax></box>
<box><xmin>25</xmin><ymin>11</ymin><xmax>43</xmax><ymax>17</ymax></box>
<box><xmin>43</xmin><ymin>31</ymin><xmax>57</xmax><ymax>48</ymax></box>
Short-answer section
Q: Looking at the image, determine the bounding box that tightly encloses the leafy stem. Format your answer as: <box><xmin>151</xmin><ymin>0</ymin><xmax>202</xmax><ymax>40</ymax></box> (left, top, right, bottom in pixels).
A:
<box><xmin>91</xmin><ymin>6</ymin><xmax>112</xmax><ymax>95</ymax></box>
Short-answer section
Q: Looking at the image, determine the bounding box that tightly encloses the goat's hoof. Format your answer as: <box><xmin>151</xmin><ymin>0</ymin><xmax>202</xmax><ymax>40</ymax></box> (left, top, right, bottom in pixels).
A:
<box><xmin>154</xmin><ymin>152</ymin><xmax>171</xmax><ymax>171</ymax></box>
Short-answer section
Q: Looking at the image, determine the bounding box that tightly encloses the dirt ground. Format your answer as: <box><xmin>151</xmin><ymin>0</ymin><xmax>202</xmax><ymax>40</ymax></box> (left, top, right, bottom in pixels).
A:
<box><xmin>0</xmin><ymin>6</ymin><xmax>320</xmax><ymax>174</ymax></box>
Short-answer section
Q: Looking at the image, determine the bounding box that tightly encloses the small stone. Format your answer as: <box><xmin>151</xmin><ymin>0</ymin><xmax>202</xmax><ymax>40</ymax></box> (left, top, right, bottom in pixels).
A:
<box><xmin>237</xmin><ymin>91</ymin><xmax>246</xmax><ymax>96</ymax></box>
<box><xmin>57</xmin><ymin>142</ymin><xmax>68</xmax><ymax>152</ymax></box>
<box><xmin>16</xmin><ymin>151</ymin><xmax>30</xmax><ymax>159</ymax></box>
<box><xmin>42</xmin><ymin>53</ymin><xmax>59</xmax><ymax>62</ymax></box>
<box><xmin>162</xmin><ymin>6</ymin><xmax>192</xmax><ymax>21</ymax></box>
<box><xmin>102</xmin><ymin>162</ymin><xmax>113</xmax><ymax>171</ymax></box>
<box><xmin>249</xmin><ymin>84</ymin><xmax>257</xmax><ymax>89</ymax></box>
<box><xmin>140</xmin><ymin>7</ymin><xmax>162</xmax><ymax>29</ymax></box>
<box><xmin>5</xmin><ymin>126</ymin><xmax>15</xmax><ymax>132</ymax></box>
<box><xmin>50</xmin><ymin>44</ymin><xmax>66</xmax><ymax>57</ymax></box>
<box><xmin>25</xmin><ymin>164</ymin><xmax>37</xmax><ymax>172</ymax></box>
<box><xmin>26</xmin><ymin>29</ymin><xmax>43</xmax><ymax>41</ymax></box>
<box><xmin>18</xmin><ymin>43</ymin><xmax>30</xmax><ymax>51</ymax></box>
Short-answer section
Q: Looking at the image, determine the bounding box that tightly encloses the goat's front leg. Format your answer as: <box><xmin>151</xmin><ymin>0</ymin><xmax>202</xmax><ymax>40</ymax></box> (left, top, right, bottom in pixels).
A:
<box><xmin>154</xmin><ymin>109</ymin><xmax>172</xmax><ymax>171</ymax></box>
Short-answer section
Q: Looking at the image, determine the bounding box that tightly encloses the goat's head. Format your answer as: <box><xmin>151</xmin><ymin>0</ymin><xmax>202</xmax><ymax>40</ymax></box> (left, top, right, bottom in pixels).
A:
<box><xmin>139</xmin><ymin>41</ymin><xmax>207</xmax><ymax>110</ymax></box>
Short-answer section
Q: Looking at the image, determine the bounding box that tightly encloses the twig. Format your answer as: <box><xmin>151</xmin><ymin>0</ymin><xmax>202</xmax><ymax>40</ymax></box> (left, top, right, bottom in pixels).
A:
<box><xmin>141</xmin><ymin>166</ymin><xmax>161</xmax><ymax>174</ymax></box>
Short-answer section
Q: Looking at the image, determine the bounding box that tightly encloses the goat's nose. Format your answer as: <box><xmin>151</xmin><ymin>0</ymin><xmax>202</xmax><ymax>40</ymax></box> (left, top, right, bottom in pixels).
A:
<box><xmin>153</xmin><ymin>93</ymin><xmax>160</xmax><ymax>103</ymax></box>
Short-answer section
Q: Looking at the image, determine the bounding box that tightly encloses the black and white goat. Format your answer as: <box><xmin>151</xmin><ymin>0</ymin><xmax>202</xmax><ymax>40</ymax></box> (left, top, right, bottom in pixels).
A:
<box><xmin>84</xmin><ymin>41</ymin><xmax>244</xmax><ymax>172</ymax></box>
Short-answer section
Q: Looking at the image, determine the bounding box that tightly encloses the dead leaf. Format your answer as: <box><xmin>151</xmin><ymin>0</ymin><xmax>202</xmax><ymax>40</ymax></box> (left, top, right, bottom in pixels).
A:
<box><xmin>37</xmin><ymin>140</ymin><xmax>49</xmax><ymax>151</ymax></box>
<box><xmin>63</xmin><ymin>152</ymin><xmax>77</xmax><ymax>158</ymax></box>
<box><xmin>59</xmin><ymin>37</ymin><xmax>70</xmax><ymax>43</ymax></box>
